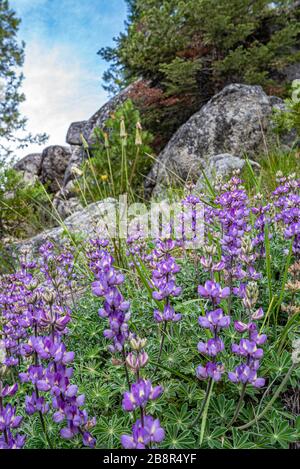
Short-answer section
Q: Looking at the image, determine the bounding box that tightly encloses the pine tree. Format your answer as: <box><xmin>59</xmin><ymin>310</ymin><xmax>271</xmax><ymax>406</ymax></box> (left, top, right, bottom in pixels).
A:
<box><xmin>98</xmin><ymin>0</ymin><xmax>300</xmax><ymax>148</ymax></box>
<box><xmin>0</xmin><ymin>0</ymin><xmax>47</xmax><ymax>161</ymax></box>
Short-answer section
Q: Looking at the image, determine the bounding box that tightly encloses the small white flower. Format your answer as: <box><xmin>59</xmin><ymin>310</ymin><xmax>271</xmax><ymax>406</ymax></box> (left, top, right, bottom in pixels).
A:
<box><xmin>0</xmin><ymin>340</ymin><xmax>6</xmax><ymax>365</ymax></box>
<box><xmin>70</xmin><ymin>165</ymin><xmax>83</xmax><ymax>176</ymax></box>
<box><xmin>292</xmin><ymin>338</ymin><xmax>300</xmax><ymax>365</ymax></box>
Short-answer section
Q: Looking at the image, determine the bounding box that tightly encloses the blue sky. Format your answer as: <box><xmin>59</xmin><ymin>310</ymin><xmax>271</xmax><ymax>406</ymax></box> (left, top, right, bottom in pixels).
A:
<box><xmin>10</xmin><ymin>0</ymin><xmax>127</xmax><ymax>157</ymax></box>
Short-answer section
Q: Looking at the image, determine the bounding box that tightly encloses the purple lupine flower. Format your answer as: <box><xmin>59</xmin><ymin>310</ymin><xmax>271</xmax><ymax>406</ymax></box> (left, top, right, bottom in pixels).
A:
<box><xmin>91</xmin><ymin>249</ymin><xmax>130</xmax><ymax>354</ymax></box>
<box><xmin>122</xmin><ymin>379</ymin><xmax>163</xmax><ymax>412</ymax></box>
<box><xmin>251</xmin><ymin>201</ymin><xmax>272</xmax><ymax>257</ymax></box>
<box><xmin>180</xmin><ymin>193</ymin><xmax>203</xmax><ymax>248</ymax></box>
<box><xmin>228</xmin><ymin>364</ymin><xmax>265</xmax><ymax>388</ymax></box>
<box><xmin>150</xmin><ymin>239</ymin><xmax>182</xmax><ymax>322</ymax></box>
<box><xmin>273</xmin><ymin>178</ymin><xmax>300</xmax><ymax>255</ymax></box>
<box><xmin>196</xmin><ymin>362</ymin><xmax>225</xmax><ymax>382</ymax></box>
<box><xmin>198</xmin><ymin>281</ymin><xmax>230</xmax><ymax>304</ymax></box>
<box><xmin>25</xmin><ymin>393</ymin><xmax>49</xmax><ymax>415</ymax></box>
<box><xmin>126</xmin><ymin>351</ymin><xmax>149</xmax><ymax>371</ymax></box>
<box><xmin>0</xmin><ymin>403</ymin><xmax>25</xmax><ymax>449</ymax></box>
<box><xmin>197</xmin><ymin>278</ymin><xmax>229</xmax><ymax>382</ymax></box>
<box><xmin>231</xmin><ymin>339</ymin><xmax>264</xmax><ymax>359</ymax></box>
<box><xmin>198</xmin><ymin>338</ymin><xmax>225</xmax><ymax>357</ymax></box>
<box><xmin>121</xmin><ymin>416</ymin><xmax>165</xmax><ymax>449</ymax></box>
<box><xmin>198</xmin><ymin>309</ymin><xmax>230</xmax><ymax>331</ymax></box>
<box><xmin>153</xmin><ymin>304</ymin><xmax>181</xmax><ymax>323</ymax></box>
<box><xmin>229</xmin><ymin>305</ymin><xmax>266</xmax><ymax>389</ymax></box>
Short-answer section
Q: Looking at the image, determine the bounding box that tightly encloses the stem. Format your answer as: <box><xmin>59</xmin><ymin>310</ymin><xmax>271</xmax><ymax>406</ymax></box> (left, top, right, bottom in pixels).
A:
<box><xmin>199</xmin><ymin>378</ymin><xmax>214</xmax><ymax>446</ymax></box>
<box><xmin>122</xmin><ymin>347</ymin><xmax>131</xmax><ymax>389</ymax></box>
<box><xmin>140</xmin><ymin>406</ymin><xmax>144</xmax><ymax>427</ymax></box>
<box><xmin>227</xmin><ymin>383</ymin><xmax>247</xmax><ymax>428</ymax></box>
<box><xmin>0</xmin><ymin>382</ymin><xmax>8</xmax><ymax>445</ymax></box>
<box><xmin>154</xmin><ymin>321</ymin><xmax>168</xmax><ymax>374</ymax></box>
<box><xmin>236</xmin><ymin>364</ymin><xmax>297</xmax><ymax>431</ymax></box>
<box><xmin>38</xmin><ymin>405</ymin><xmax>53</xmax><ymax>449</ymax></box>
<box><xmin>106</xmin><ymin>147</ymin><xmax>116</xmax><ymax>197</ymax></box>
<box><xmin>129</xmin><ymin>146</ymin><xmax>140</xmax><ymax>187</ymax></box>
<box><xmin>189</xmin><ymin>377</ymin><xmax>213</xmax><ymax>428</ymax></box>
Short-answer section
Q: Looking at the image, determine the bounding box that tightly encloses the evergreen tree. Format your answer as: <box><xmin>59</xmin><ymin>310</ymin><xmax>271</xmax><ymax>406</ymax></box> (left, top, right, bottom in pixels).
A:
<box><xmin>0</xmin><ymin>0</ymin><xmax>47</xmax><ymax>161</ymax></box>
<box><xmin>100</xmin><ymin>0</ymin><xmax>300</xmax><ymax>95</ymax></box>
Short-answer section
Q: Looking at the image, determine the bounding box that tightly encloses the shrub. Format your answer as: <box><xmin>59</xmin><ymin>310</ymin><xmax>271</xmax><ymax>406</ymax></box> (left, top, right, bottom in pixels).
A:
<box><xmin>99</xmin><ymin>1</ymin><xmax>300</xmax><ymax>146</ymax></box>
<box><xmin>0</xmin><ymin>166</ymin><xmax>53</xmax><ymax>240</ymax></box>
<box><xmin>77</xmin><ymin>99</ymin><xmax>154</xmax><ymax>203</ymax></box>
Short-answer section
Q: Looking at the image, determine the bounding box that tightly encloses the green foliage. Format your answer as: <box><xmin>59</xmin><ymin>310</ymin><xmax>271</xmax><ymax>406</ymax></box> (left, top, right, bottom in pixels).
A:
<box><xmin>19</xmin><ymin>236</ymin><xmax>299</xmax><ymax>449</ymax></box>
<box><xmin>100</xmin><ymin>0</ymin><xmax>299</xmax><ymax>94</ymax></box>
<box><xmin>242</xmin><ymin>148</ymin><xmax>300</xmax><ymax>194</ymax></box>
<box><xmin>0</xmin><ymin>0</ymin><xmax>47</xmax><ymax>160</ymax></box>
<box><xmin>99</xmin><ymin>0</ymin><xmax>300</xmax><ymax>148</ymax></box>
<box><xmin>77</xmin><ymin>99</ymin><xmax>153</xmax><ymax>203</ymax></box>
<box><xmin>273</xmin><ymin>79</ymin><xmax>300</xmax><ymax>139</ymax></box>
<box><xmin>1</xmin><ymin>159</ymin><xmax>300</xmax><ymax>449</ymax></box>
<box><xmin>160</xmin><ymin>58</ymin><xmax>203</xmax><ymax>97</ymax></box>
<box><xmin>0</xmin><ymin>166</ymin><xmax>53</xmax><ymax>240</ymax></box>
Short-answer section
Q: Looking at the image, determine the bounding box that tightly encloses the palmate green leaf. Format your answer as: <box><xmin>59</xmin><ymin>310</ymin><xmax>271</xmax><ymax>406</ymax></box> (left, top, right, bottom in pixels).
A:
<box><xmin>95</xmin><ymin>415</ymin><xmax>128</xmax><ymax>449</ymax></box>
<box><xmin>85</xmin><ymin>382</ymin><xmax>117</xmax><ymax>412</ymax></box>
<box><xmin>223</xmin><ymin>428</ymin><xmax>257</xmax><ymax>449</ymax></box>
<box><xmin>263</xmin><ymin>416</ymin><xmax>298</xmax><ymax>449</ymax></box>
<box><xmin>165</xmin><ymin>403</ymin><xmax>192</xmax><ymax>430</ymax></box>
<box><xmin>210</xmin><ymin>394</ymin><xmax>235</xmax><ymax>422</ymax></box>
<box><xmin>161</xmin><ymin>424</ymin><xmax>196</xmax><ymax>449</ymax></box>
<box><xmin>176</xmin><ymin>382</ymin><xmax>205</xmax><ymax>404</ymax></box>
<box><xmin>203</xmin><ymin>426</ymin><xmax>227</xmax><ymax>449</ymax></box>
<box><xmin>263</xmin><ymin>350</ymin><xmax>292</xmax><ymax>378</ymax></box>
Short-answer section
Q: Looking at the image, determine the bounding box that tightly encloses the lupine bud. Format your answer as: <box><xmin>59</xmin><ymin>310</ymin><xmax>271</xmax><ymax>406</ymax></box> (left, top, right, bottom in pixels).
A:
<box><xmin>130</xmin><ymin>337</ymin><xmax>147</xmax><ymax>351</ymax></box>
<box><xmin>103</xmin><ymin>131</ymin><xmax>109</xmax><ymax>148</ymax></box>
<box><xmin>135</xmin><ymin>122</ymin><xmax>142</xmax><ymax>146</ymax></box>
<box><xmin>244</xmin><ymin>282</ymin><xmax>259</xmax><ymax>308</ymax></box>
<box><xmin>203</xmin><ymin>244</ymin><xmax>217</xmax><ymax>256</ymax></box>
<box><xmin>42</xmin><ymin>290</ymin><xmax>56</xmax><ymax>305</ymax></box>
<box><xmin>120</xmin><ymin>116</ymin><xmax>127</xmax><ymax>139</ymax></box>
<box><xmin>25</xmin><ymin>280</ymin><xmax>39</xmax><ymax>291</ymax></box>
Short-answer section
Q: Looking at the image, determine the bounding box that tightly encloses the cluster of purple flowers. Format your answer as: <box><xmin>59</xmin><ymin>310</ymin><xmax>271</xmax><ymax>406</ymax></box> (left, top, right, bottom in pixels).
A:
<box><xmin>215</xmin><ymin>178</ymin><xmax>251</xmax><ymax>283</ymax></box>
<box><xmin>273</xmin><ymin>175</ymin><xmax>300</xmax><ymax>255</ymax></box>
<box><xmin>150</xmin><ymin>239</ymin><xmax>182</xmax><ymax>323</ymax></box>
<box><xmin>251</xmin><ymin>195</ymin><xmax>272</xmax><ymax>257</ymax></box>
<box><xmin>91</xmin><ymin>249</ymin><xmax>130</xmax><ymax>353</ymax></box>
<box><xmin>20</xmin><ymin>346</ymin><xmax>96</xmax><ymax>446</ymax></box>
<box><xmin>197</xmin><ymin>282</ymin><xmax>230</xmax><ymax>381</ymax></box>
<box><xmin>180</xmin><ymin>193</ymin><xmax>203</xmax><ymax>248</ymax></box>
<box><xmin>0</xmin><ymin>243</ymin><xmax>96</xmax><ymax>449</ymax></box>
<box><xmin>229</xmin><ymin>283</ymin><xmax>266</xmax><ymax>388</ymax></box>
<box><xmin>196</xmin><ymin>174</ymin><xmax>268</xmax><ymax>390</ymax></box>
<box><xmin>0</xmin><ymin>383</ymin><xmax>25</xmax><ymax>449</ymax></box>
<box><xmin>126</xmin><ymin>224</ymin><xmax>148</xmax><ymax>269</ymax></box>
<box><xmin>121</xmin><ymin>378</ymin><xmax>164</xmax><ymax>449</ymax></box>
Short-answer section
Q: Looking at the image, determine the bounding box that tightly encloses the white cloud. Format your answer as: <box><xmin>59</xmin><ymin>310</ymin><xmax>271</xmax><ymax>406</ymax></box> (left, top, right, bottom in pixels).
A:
<box><xmin>18</xmin><ymin>39</ymin><xmax>107</xmax><ymax>158</ymax></box>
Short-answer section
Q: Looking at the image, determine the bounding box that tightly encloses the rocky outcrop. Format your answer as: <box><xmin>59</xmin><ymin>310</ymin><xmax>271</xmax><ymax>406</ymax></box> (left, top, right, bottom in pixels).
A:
<box><xmin>14</xmin><ymin>153</ymin><xmax>42</xmax><ymax>184</ymax></box>
<box><xmin>40</xmin><ymin>145</ymin><xmax>72</xmax><ymax>193</ymax></box>
<box><xmin>13</xmin><ymin>198</ymin><xmax>116</xmax><ymax>254</ymax></box>
<box><xmin>145</xmin><ymin>84</ymin><xmax>290</xmax><ymax>196</ymax></box>
<box><xmin>52</xmin><ymin>180</ymin><xmax>83</xmax><ymax>220</ymax></box>
<box><xmin>66</xmin><ymin>81</ymin><xmax>140</xmax><ymax>148</ymax></box>
<box><xmin>66</xmin><ymin>121</ymin><xmax>87</xmax><ymax>146</ymax></box>
<box><xmin>195</xmin><ymin>153</ymin><xmax>260</xmax><ymax>191</ymax></box>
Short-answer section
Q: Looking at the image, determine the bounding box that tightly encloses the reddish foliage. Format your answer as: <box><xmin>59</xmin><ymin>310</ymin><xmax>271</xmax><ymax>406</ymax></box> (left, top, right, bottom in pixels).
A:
<box><xmin>265</xmin><ymin>85</ymin><xmax>285</xmax><ymax>97</ymax></box>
